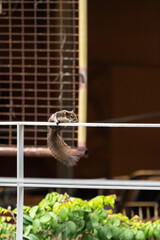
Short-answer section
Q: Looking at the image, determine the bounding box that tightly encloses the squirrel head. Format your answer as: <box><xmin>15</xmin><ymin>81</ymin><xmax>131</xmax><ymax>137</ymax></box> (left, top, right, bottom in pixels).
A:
<box><xmin>65</xmin><ymin>110</ymin><xmax>78</xmax><ymax>123</ymax></box>
<box><xmin>48</xmin><ymin>110</ymin><xmax>78</xmax><ymax>125</ymax></box>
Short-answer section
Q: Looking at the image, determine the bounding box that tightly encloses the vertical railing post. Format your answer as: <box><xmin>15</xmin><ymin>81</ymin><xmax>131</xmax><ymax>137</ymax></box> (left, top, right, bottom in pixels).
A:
<box><xmin>78</xmin><ymin>0</ymin><xmax>88</xmax><ymax>149</ymax></box>
<box><xmin>16</xmin><ymin>124</ymin><xmax>24</xmax><ymax>240</ymax></box>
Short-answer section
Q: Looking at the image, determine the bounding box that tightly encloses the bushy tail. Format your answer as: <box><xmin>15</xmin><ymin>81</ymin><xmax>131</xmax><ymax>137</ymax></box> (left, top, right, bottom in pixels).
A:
<box><xmin>47</xmin><ymin>128</ymin><xmax>80</xmax><ymax>167</ymax></box>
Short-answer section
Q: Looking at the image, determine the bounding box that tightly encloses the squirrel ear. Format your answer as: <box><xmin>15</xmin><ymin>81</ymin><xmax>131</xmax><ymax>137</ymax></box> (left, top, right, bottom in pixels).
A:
<box><xmin>71</xmin><ymin>110</ymin><xmax>74</xmax><ymax>113</ymax></box>
<box><xmin>65</xmin><ymin>111</ymin><xmax>69</xmax><ymax>116</ymax></box>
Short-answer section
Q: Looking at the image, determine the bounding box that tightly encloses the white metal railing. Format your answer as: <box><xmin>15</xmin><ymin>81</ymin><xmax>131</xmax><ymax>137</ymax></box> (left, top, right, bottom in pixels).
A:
<box><xmin>1</xmin><ymin>121</ymin><xmax>160</xmax><ymax>240</ymax></box>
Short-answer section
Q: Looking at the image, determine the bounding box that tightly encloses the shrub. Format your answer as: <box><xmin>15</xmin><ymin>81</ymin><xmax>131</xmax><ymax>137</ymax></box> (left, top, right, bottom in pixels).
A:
<box><xmin>0</xmin><ymin>192</ymin><xmax>160</xmax><ymax>240</ymax></box>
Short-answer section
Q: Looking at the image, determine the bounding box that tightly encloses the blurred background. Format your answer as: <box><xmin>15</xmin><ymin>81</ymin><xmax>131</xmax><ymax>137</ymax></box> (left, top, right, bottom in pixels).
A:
<box><xmin>0</xmin><ymin>0</ymin><xmax>160</xmax><ymax>215</ymax></box>
<box><xmin>86</xmin><ymin>0</ymin><xmax>160</xmax><ymax>179</ymax></box>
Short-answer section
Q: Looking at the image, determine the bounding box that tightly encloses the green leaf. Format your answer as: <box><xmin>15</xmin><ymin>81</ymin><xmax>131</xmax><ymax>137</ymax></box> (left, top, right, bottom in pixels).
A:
<box><xmin>154</xmin><ymin>228</ymin><xmax>160</xmax><ymax>239</ymax></box>
<box><xmin>51</xmin><ymin>217</ymin><xmax>58</xmax><ymax>230</ymax></box>
<box><xmin>75</xmin><ymin>219</ymin><xmax>85</xmax><ymax>232</ymax></box>
<box><xmin>24</xmin><ymin>225</ymin><xmax>32</xmax><ymax>236</ymax></box>
<box><xmin>66</xmin><ymin>221</ymin><xmax>77</xmax><ymax>234</ymax></box>
<box><xmin>98</xmin><ymin>226</ymin><xmax>113</xmax><ymax>240</ymax></box>
<box><xmin>119</xmin><ymin>228</ymin><xmax>127</xmax><ymax>240</ymax></box>
<box><xmin>104</xmin><ymin>195</ymin><xmax>116</xmax><ymax>208</ymax></box>
<box><xmin>98</xmin><ymin>228</ymin><xmax>107</xmax><ymax>240</ymax></box>
<box><xmin>112</xmin><ymin>226</ymin><xmax>120</xmax><ymax>239</ymax></box>
<box><xmin>29</xmin><ymin>206</ymin><xmax>38</xmax><ymax>219</ymax></box>
<box><xmin>93</xmin><ymin>228</ymin><xmax>98</xmax><ymax>236</ymax></box>
<box><xmin>32</xmin><ymin>219</ymin><xmax>41</xmax><ymax>234</ymax></box>
<box><xmin>23</xmin><ymin>214</ymin><xmax>33</xmax><ymax>225</ymax></box>
<box><xmin>0</xmin><ymin>217</ymin><xmax>6</xmax><ymax>222</ymax></box>
<box><xmin>123</xmin><ymin>229</ymin><xmax>134</xmax><ymax>240</ymax></box>
<box><xmin>0</xmin><ymin>207</ymin><xmax>9</xmax><ymax>214</ymax></box>
<box><xmin>157</xmin><ymin>224</ymin><xmax>160</xmax><ymax>231</ymax></box>
<box><xmin>62</xmin><ymin>226</ymin><xmax>70</xmax><ymax>240</ymax></box>
<box><xmin>59</xmin><ymin>207</ymin><xmax>68</xmax><ymax>221</ymax></box>
<box><xmin>6</xmin><ymin>217</ymin><xmax>12</xmax><ymax>222</ymax></box>
<box><xmin>23</xmin><ymin>233</ymin><xmax>39</xmax><ymax>240</ymax></box>
<box><xmin>135</xmin><ymin>230</ymin><xmax>145</xmax><ymax>240</ymax></box>
<box><xmin>99</xmin><ymin>208</ymin><xmax>107</xmax><ymax>219</ymax></box>
<box><xmin>131</xmin><ymin>227</ymin><xmax>137</xmax><ymax>235</ymax></box>
<box><xmin>23</xmin><ymin>206</ymin><xmax>31</xmax><ymax>214</ymax></box>
<box><xmin>39</xmin><ymin>212</ymin><xmax>51</xmax><ymax>224</ymax></box>
<box><xmin>54</xmin><ymin>224</ymin><xmax>62</xmax><ymax>238</ymax></box>
<box><xmin>89</xmin><ymin>196</ymin><xmax>104</xmax><ymax>209</ymax></box>
<box><xmin>90</xmin><ymin>213</ymin><xmax>100</xmax><ymax>229</ymax></box>
<box><xmin>147</xmin><ymin>226</ymin><xmax>154</xmax><ymax>239</ymax></box>
<box><xmin>105</xmin><ymin>226</ymin><xmax>113</xmax><ymax>239</ymax></box>
<box><xmin>86</xmin><ymin>220</ymin><xmax>93</xmax><ymax>231</ymax></box>
<box><xmin>110</xmin><ymin>217</ymin><xmax>120</xmax><ymax>226</ymax></box>
<box><xmin>144</xmin><ymin>224</ymin><xmax>150</xmax><ymax>238</ymax></box>
<box><xmin>88</xmin><ymin>195</ymin><xmax>116</xmax><ymax>209</ymax></box>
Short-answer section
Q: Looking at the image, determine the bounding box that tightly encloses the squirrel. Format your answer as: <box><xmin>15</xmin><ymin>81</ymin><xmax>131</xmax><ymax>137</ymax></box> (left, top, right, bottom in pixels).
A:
<box><xmin>47</xmin><ymin>110</ymin><xmax>80</xmax><ymax>167</ymax></box>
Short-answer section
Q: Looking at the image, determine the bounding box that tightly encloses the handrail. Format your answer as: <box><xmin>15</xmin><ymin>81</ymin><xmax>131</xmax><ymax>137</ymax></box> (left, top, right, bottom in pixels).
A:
<box><xmin>1</xmin><ymin>121</ymin><xmax>160</xmax><ymax>127</ymax></box>
<box><xmin>0</xmin><ymin>121</ymin><xmax>160</xmax><ymax>239</ymax></box>
<box><xmin>0</xmin><ymin>177</ymin><xmax>160</xmax><ymax>190</ymax></box>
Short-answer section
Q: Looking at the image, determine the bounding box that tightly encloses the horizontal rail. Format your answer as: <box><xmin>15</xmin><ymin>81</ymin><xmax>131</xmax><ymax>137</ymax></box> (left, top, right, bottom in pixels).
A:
<box><xmin>0</xmin><ymin>121</ymin><xmax>159</xmax><ymax>240</ymax></box>
<box><xmin>1</xmin><ymin>122</ymin><xmax>160</xmax><ymax>128</ymax></box>
<box><xmin>0</xmin><ymin>178</ymin><xmax>160</xmax><ymax>190</ymax></box>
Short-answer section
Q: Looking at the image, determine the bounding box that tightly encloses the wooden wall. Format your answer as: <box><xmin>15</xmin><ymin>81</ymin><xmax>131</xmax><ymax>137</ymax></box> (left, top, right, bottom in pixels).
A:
<box><xmin>77</xmin><ymin>0</ymin><xmax>160</xmax><ymax>178</ymax></box>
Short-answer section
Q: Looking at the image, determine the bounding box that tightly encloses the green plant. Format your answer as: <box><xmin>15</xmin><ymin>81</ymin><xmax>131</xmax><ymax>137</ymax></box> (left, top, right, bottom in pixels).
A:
<box><xmin>0</xmin><ymin>207</ymin><xmax>16</xmax><ymax>239</ymax></box>
<box><xmin>22</xmin><ymin>193</ymin><xmax>116</xmax><ymax>240</ymax></box>
<box><xmin>0</xmin><ymin>192</ymin><xmax>160</xmax><ymax>240</ymax></box>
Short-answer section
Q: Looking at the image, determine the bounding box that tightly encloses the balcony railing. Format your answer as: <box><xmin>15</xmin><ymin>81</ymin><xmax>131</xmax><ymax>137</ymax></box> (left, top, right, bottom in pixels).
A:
<box><xmin>0</xmin><ymin>121</ymin><xmax>160</xmax><ymax>240</ymax></box>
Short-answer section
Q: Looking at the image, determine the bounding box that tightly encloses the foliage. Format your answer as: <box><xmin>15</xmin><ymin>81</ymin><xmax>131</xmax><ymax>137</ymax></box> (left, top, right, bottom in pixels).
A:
<box><xmin>23</xmin><ymin>192</ymin><xmax>116</xmax><ymax>240</ymax></box>
<box><xmin>0</xmin><ymin>192</ymin><xmax>160</xmax><ymax>239</ymax></box>
<box><xmin>0</xmin><ymin>207</ymin><xmax>16</xmax><ymax>239</ymax></box>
